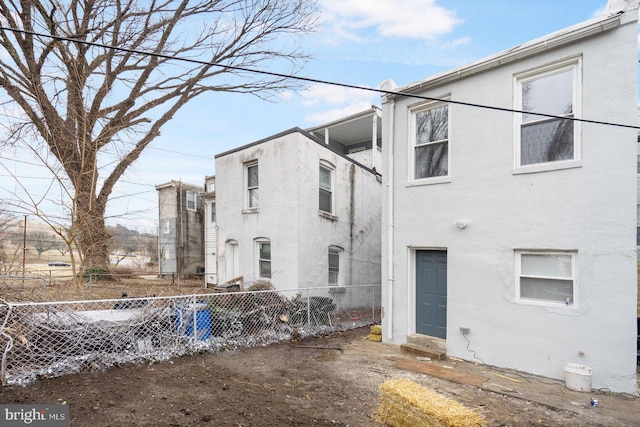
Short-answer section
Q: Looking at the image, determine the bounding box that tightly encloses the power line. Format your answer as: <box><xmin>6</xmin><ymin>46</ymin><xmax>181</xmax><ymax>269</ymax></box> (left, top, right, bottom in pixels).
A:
<box><xmin>0</xmin><ymin>125</ymin><xmax>215</xmax><ymax>162</ymax></box>
<box><xmin>0</xmin><ymin>173</ymin><xmax>56</xmax><ymax>180</ymax></box>
<box><xmin>0</xmin><ymin>205</ymin><xmax>159</xmax><ymax>225</ymax></box>
<box><xmin>0</xmin><ymin>155</ymin><xmax>160</xmax><ymax>188</ymax></box>
<box><xmin>0</xmin><ymin>155</ymin><xmax>56</xmax><ymax>168</ymax></box>
<box><xmin>138</xmin><ymin>145</ymin><xmax>214</xmax><ymax>160</ymax></box>
<box><xmin>0</xmin><ymin>177</ymin><xmax>158</xmax><ymax>211</ymax></box>
<box><xmin>0</xmin><ymin>25</ymin><xmax>637</xmax><ymax>131</ymax></box>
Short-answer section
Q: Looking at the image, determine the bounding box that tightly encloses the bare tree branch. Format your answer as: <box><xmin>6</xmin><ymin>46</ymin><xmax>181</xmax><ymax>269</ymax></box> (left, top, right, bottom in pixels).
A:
<box><xmin>0</xmin><ymin>0</ymin><xmax>317</xmax><ymax>269</ymax></box>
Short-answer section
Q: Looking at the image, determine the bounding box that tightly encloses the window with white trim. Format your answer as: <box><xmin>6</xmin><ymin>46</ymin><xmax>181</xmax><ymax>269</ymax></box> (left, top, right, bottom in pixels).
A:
<box><xmin>256</xmin><ymin>239</ymin><xmax>271</xmax><ymax>279</ymax></box>
<box><xmin>210</xmin><ymin>202</ymin><xmax>216</xmax><ymax>222</ymax></box>
<box><xmin>328</xmin><ymin>246</ymin><xmax>342</xmax><ymax>286</ymax></box>
<box><xmin>186</xmin><ymin>190</ymin><xmax>196</xmax><ymax>211</ymax></box>
<box><xmin>163</xmin><ymin>220</ymin><xmax>170</xmax><ymax>234</ymax></box>
<box><xmin>412</xmin><ymin>103</ymin><xmax>448</xmax><ymax>180</ymax></box>
<box><xmin>515</xmin><ymin>59</ymin><xmax>581</xmax><ymax>168</ymax></box>
<box><xmin>246</xmin><ymin>161</ymin><xmax>259</xmax><ymax>209</ymax></box>
<box><xmin>637</xmin><ymin>205</ymin><xmax>640</xmax><ymax>246</ymax></box>
<box><xmin>516</xmin><ymin>251</ymin><xmax>576</xmax><ymax>304</ymax></box>
<box><xmin>319</xmin><ymin>162</ymin><xmax>334</xmax><ymax>214</ymax></box>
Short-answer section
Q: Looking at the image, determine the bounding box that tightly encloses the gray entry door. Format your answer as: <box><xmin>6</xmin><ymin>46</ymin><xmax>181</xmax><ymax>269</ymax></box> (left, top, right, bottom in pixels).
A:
<box><xmin>415</xmin><ymin>250</ymin><xmax>447</xmax><ymax>338</ymax></box>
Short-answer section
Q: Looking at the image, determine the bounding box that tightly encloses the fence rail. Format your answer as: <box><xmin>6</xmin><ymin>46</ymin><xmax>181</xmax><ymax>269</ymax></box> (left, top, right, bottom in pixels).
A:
<box><xmin>0</xmin><ymin>273</ymin><xmax>214</xmax><ymax>302</ymax></box>
<box><xmin>0</xmin><ymin>284</ymin><xmax>381</xmax><ymax>385</ymax></box>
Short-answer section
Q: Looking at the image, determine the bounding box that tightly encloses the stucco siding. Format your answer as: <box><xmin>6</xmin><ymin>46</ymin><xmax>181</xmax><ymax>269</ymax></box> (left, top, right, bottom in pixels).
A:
<box><xmin>156</xmin><ymin>182</ymin><xmax>204</xmax><ymax>275</ymax></box>
<box><xmin>295</xmin><ymin>138</ymin><xmax>382</xmax><ymax>288</ymax></box>
<box><xmin>382</xmin><ymin>10</ymin><xmax>638</xmax><ymax>394</ymax></box>
<box><xmin>216</xmin><ymin>131</ymin><xmax>381</xmax><ymax>291</ymax></box>
<box><xmin>215</xmin><ymin>134</ymin><xmax>301</xmax><ymax>288</ymax></box>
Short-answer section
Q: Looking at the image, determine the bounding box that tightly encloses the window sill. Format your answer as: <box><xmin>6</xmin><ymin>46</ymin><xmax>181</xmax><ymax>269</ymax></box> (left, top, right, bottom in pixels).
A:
<box><xmin>515</xmin><ymin>297</ymin><xmax>576</xmax><ymax>309</ymax></box>
<box><xmin>513</xmin><ymin>160</ymin><xmax>582</xmax><ymax>175</ymax></box>
<box><xmin>319</xmin><ymin>211</ymin><xmax>338</xmax><ymax>221</ymax></box>
<box><xmin>406</xmin><ymin>176</ymin><xmax>451</xmax><ymax>187</ymax></box>
<box><xmin>242</xmin><ymin>208</ymin><xmax>260</xmax><ymax>214</ymax></box>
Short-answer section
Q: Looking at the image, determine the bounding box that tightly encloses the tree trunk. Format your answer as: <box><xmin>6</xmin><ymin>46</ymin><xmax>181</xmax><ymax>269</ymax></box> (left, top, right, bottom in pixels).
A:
<box><xmin>0</xmin><ymin>1</ymin><xmax>317</xmax><ymax>274</ymax></box>
<box><xmin>75</xmin><ymin>190</ymin><xmax>110</xmax><ymax>270</ymax></box>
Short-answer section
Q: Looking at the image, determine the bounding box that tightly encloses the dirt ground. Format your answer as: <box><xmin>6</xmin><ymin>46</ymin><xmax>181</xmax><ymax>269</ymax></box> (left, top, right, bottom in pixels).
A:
<box><xmin>0</xmin><ymin>327</ymin><xmax>638</xmax><ymax>427</ymax></box>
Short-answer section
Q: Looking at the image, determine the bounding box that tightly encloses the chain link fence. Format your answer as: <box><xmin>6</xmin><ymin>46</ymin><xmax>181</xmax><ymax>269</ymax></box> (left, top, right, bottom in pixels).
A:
<box><xmin>0</xmin><ymin>276</ymin><xmax>48</xmax><ymax>302</ymax></box>
<box><xmin>0</xmin><ymin>273</ymin><xmax>218</xmax><ymax>302</ymax></box>
<box><xmin>0</xmin><ymin>284</ymin><xmax>381</xmax><ymax>385</ymax></box>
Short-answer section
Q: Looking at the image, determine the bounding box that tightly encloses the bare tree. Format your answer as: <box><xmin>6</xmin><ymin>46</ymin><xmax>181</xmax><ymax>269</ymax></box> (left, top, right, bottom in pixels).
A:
<box><xmin>0</xmin><ymin>0</ymin><xmax>317</xmax><ymax>271</ymax></box>
<box><xmin>141</xmin><ymin>233</ymin><xmax>158</xmax><ymax>263</ymax></box>
<box><xmin>108</xmin><ymin>223</ymin><xmax>139</xmax><ymax>266</ymax></box>
<box><xmin>56</xmin><ymin>241</ymin><xmax>69</xmax><ymax>256</ymax></box>
<box><xmin>27</xmin><ymin>230</ymin><xmax>57</xmax><ymax>258</ymax></box>
<box><xmin>0</xmin><ymin>204</ymin><xmax>19</xmax><ymax>273</ymax></box>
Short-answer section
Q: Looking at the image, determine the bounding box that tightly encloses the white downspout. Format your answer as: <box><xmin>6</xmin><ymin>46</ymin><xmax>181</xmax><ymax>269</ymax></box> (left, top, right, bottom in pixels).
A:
<box><xmin>372</xmin><ymin>110</ymin><xmax>379</xmax><ymax>170</ymax></box>
<box><xmin>386</xmin><ymin>99</ymin><xmax>395</xmax><ymax>341</ymax></box>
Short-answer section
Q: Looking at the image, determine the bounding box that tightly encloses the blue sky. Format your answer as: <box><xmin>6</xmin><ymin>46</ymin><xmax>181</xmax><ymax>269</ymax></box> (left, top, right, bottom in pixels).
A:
<box><xmin>0</xmin><ymin>0</ymin><xmax>633</xmax><ymax>232</ymax></box>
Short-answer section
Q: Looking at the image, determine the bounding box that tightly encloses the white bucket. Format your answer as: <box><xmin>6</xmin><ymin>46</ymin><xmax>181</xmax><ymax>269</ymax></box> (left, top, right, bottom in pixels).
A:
<box><xmin>564</xmin><ymin>363</ymin><xmax>592</xmax><ymax>392</ymax></box>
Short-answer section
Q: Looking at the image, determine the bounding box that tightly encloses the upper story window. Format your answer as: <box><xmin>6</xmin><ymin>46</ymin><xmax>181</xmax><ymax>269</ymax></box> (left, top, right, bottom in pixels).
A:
<box><xmin>412</xmin><ymin>103</ymin><xmax>449</xmax><ymax>180</ymax></box>
<box><xmin>245</xmin><ymin>161</ymin><xmax>259</xmax><ymax>209</ymax></box>
<box><xmin>516</xmin><ymin>250</ymin><xmax>576</xmax><ymax>305</ymax></box>
<box><xmin>319</xmin><ymin>162</ymin><xmax>334</xmax><ymax>214</ymax></box>
<box><xmin>186</xmin><ymin>190</ymin><xmax>196</xmax><ymax>211</ymax></box>
<box><xmin>163</xmin><ymin>220</ymin><xmax>170</xmax><ymax>234</ymax></box>
<box><xmin>210</xmin><ymin>202</ymin><xmax>216</xmax><ymax>222</ymax></box>
<box><xmin>206</xmin><ymin>181</ymin><xmax>215</xmax><ymax>193</ymax></box>
<box><xmin>256</xmin><ymin>238</ymin><xmax>271</xmax><ymax>279</ymax></box>
<box><xmin>515</xmin><ymin>58</ymin><xmax>581</xmax><ymax>170</ymax></box>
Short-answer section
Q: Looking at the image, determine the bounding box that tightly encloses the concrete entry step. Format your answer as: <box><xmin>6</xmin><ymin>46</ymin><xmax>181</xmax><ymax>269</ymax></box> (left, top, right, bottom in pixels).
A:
<box><xmin>401</xmin><ymin>334</ymin><xmax>446</xmax><ymax>360</ymax></box>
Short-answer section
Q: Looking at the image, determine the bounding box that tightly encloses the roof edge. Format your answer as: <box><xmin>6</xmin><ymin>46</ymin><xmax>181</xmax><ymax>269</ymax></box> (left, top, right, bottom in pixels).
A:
<box><xmin>386</xmin><ymin>11</ymin><xmax>628</xmax><ymax>98</ymax></box>
<box><xmin>304</xmin><ymin>105</ymin><xmax>381</xmax><ymax>133</ymax></box>
<box><xmin>215</xmin><ymin>127</ymin><xmax>306</xmax><ymax>159</ymax></box>
<box><xmin>155</xmin><ymin>180</ymin><xmax>203</xmax><ymax>191</ymax></box>
<box><xmin>214</xmin><ymin>127</ymin><xmax>381</xmax><ymax>177</ymax></box>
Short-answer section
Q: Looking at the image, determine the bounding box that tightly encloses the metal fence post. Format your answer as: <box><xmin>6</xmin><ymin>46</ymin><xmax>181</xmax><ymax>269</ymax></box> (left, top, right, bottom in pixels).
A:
<box><xmin>0</xmin><ymin>301</ymin><xmax>14</xmax><ymax>386</ymax></box>
<box><xmin>40</xmin><ymin>278</ymin><xmax>46</xmax><ymax>301</ymax></box>
<box><xmin>89</xmin><ymin>274</ymin><xmax>93</xmax><ymax>300</ymax></box>
<box><xmin>306</xmin><ymin>288</ymin><xmax>311</xmax><ymax>327</ymax></box>
<box><xmin>191</xmin><ymin>294</ymin><xmax>197</xmax><ymax>343</ymax></box>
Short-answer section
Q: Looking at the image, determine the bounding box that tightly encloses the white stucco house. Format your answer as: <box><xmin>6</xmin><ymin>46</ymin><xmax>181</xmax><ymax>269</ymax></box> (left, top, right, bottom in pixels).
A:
<box><xmin>203</xmin><ymin>175</ymin><xmax>217</xmax><ymax>286</ymax></box>
<box><xmin>213</xmin><ymin>107</ymin><xmax>382</xmax><ymax>290</ymax></box>
<box><xmin>381</xmin><ymin>7</ymin><xmax>638</xmax><ymax>394</ymax></box>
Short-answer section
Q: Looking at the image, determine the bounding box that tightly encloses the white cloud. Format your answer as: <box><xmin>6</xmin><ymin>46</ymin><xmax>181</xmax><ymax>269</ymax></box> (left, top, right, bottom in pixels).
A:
<box><xmin>320</xmin><ymin>0</ymin><xmax>461</xmax><ymax>41</ymax></box>
<box><xmin>298</xmin><ymin>84</ymin><xmax>378</xmax><ymax>124</ymax></box>
<box><xmin>593</xmin><ymin>0</ymin><xmax>636</xmax><ymax>16</ymax></box>
<box><xmin>304</xmin><ymin>101</ymin><xmax>375</xmax><ymax>124</ymax></box>
<box><xmin>300</xmin><ymin>83</ymin><xmax>376</xmax><ymax>107</ymax></box>
<box><xmin>593</xmin><ymin>1</ymin><xmax>640</xmax><ymax>52</ymax></box>
<box><xmin>279</xmin><ymin>91</ymin><xmax>294</xmax><ymax>101</ymax></box>
<box><xmin>438</xmin><ymin>36</ymin><xmax>472</xmax><ymax>51</ymax></box>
